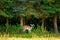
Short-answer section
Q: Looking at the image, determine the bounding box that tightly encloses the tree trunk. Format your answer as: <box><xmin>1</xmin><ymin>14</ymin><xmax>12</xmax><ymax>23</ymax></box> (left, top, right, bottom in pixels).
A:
<box><xmin>20</xmin><ymin>17</ymin><xmax>24</xmax><ymax>27</ymax></box>
<box><xmin>42</xmin><ymin>17</ymin><xmax>45</xmax><ymax>28</ymax></box>
<box><xmin>23</xmin><ymin>18</ymin><xmax>25</xmax><ymax>25</ymax></box>
<box><xmin>41</xmin><ymin>17</ymin><xmax>45</xmax><ymax>31</ymax></box>
<box><xmin>6</xmin><ymin>18</ymin><xmax>9</xmax><ymax>33</ymax></box>
<box><xmin>53</xmin><ymin>15</ymin><xmax>58</xmax><ymax>34</ymax></box>
<box><xmin>6</xmin><ymin>18</ymin><xmax>9</xmax><ymax>26</ymax></box>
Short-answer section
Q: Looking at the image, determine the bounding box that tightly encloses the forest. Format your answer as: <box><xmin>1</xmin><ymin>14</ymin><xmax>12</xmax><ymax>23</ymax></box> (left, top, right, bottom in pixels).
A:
<box><xmin>0</xmin><ymin>0</ymin><xmax>60</xmax><ymax>38</ymax></box>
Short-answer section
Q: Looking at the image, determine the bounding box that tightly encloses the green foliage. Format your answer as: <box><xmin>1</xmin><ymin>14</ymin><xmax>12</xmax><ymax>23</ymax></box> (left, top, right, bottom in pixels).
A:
<box><xmin>0</xmin><ymin>24</ymin><xmax>23</xmax><ymax>34</ymax></box>
<box><xmin>0</xmin><ymin>25</ymin><xmax>60</xmax><ymax>38</ymax></box>
<box><xmin>32</xmin><ymin>25</ymin><xmax>48</xmax><ymax>37</ymax></box>
<box><xmin>0</xmin><ymin>0</ymin><xmax>60</xmax><ymax>37</ymax></box>
<box><xmin>0</xmin><ymin>0</ymin><xmax>60</xmax><ymax>18</ymax></box>
<box><xmin>7</xmin><ymin>24</ymin><xmax>22</xmax><ymax>34</ymax></box>
<box><xmin>0</xmin><ymin>10</ymin><xmax>8</xmax><ymax>17</ymax></box>
<box><xmin>19</xmin><ymin>33</ymin><xmax>32</xmax><ymax>38</ymax></box>
<box><xmin>0</xmin><ymin>0</ymin><xmax>13</xmax><ymax>19</ymax></box>
<box><xmin>42</xmin><ymin>0</ymin><xmax>55</xmax><ymax>3</ymax></box>
<box><xmin>0</xmin><ymin>25</ymin><xmax>6</xmax><ymax>33</ymax></box>
<box><xmin>20</xmin><ymin>25</ymin><xmax>48</xmax><ymax>37</ymax></box>
<box><xmin>33</xmin><ymin>0</ymin><xmax>60</xmax><ymax>18</ymax></box>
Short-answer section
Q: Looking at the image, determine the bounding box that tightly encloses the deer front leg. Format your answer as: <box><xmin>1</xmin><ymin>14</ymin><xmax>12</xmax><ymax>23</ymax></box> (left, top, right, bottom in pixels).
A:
<box><xmin>23</xmin><ymin>29</ymin><xmax>26</xmax><ymax>32</ymax></box>
<box><xmin>28</xmin><ymin>28</ymin><xmax>32</xmax><ymax>33</ymax></box>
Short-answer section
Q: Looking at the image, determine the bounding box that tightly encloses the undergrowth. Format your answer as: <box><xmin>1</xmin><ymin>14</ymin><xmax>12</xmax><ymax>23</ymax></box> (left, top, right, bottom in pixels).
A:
<box><xmin>0</xmin><ymin>24</ymin><xmax>60</xmax><ymax>38</ymax></box>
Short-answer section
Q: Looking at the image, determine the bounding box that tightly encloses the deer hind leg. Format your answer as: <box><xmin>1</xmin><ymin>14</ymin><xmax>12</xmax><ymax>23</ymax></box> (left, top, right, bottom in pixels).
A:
<box><xmin>23</xmin><ymin>29</ymin><xmax>28</xmax><ymax>32</ymax></box>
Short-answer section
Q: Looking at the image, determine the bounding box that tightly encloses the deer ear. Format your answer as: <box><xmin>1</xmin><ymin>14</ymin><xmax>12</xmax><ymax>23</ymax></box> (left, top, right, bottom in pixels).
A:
<box><xmin>30</xmin><ymin>24</ymin><xmax>32</xmax><ymax>25</ymax></box>
<box><xmin>32</xmin><ymin>24</ymin><xmax>34</xmax><ymax>26</ymax></box>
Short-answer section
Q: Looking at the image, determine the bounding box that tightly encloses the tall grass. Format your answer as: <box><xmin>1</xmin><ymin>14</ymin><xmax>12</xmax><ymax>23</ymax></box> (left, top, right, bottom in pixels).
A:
<box><xmin>0</xmin><ymin>24</ymin><xmax>60</xmax><ymax>38</ymax></box>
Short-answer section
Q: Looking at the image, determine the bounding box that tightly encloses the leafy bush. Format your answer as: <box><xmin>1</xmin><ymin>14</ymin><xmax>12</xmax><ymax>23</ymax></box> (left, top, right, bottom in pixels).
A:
<box><xmin>0</xmin><ymin>24</ymin><xmax>23</xmax><ymax>34</ymax></box>
<box><xmin>32</xmin><ymin>25</ymin><xmax>48</xmax><ymax>37</ymax></box>
<box><xmin>8</xmin><ymin>24</ymin><xmax>23</xmax><ymax>34</ymax></box>
<box><xmin>0</xmin><ymin>24</ymin><xmax>60</xmax><ymax>38</ymax></box>
<box><xmin>0</xmin><ymin>25</ymin><xmax>6</xmax><ymax>33</ymax></box>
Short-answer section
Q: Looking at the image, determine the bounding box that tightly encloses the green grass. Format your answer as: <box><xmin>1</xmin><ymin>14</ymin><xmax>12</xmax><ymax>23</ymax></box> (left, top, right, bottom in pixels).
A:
<box><xmin>0</xmin><ymin>33</ymin><xmax>60</xmax><ymax>38</ymax></box>
<box><xmin>0</xmin><ymin>25</ymin><xmax>60</xmax><ymax>38</ymax></box>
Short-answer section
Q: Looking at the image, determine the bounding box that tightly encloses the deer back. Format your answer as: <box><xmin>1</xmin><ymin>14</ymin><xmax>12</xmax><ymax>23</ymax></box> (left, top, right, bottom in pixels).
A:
<box><xmin>23</xmin><ymin>25</ymin><xmax>31</xmax><ymax>29</ymax></box>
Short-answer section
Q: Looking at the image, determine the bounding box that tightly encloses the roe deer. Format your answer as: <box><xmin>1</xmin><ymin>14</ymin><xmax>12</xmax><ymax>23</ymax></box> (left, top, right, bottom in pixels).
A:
<box><xmin>23</xmin><ymin>24</ymin><xmax>34</xmax><ymax>32</ymax></box>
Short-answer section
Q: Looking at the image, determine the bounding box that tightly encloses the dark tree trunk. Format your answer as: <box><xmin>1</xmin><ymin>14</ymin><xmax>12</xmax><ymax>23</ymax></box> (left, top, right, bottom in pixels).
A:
<box><xmin>6</xmin><ymin>18</ymin><xmax>9</xmax><ymax>33</ymax></box>
<box><xmin>6</xmin><ymin>18</ymin><xmax>9</xmax><ymax>26</ymax></box>
<box><xmin>42</xmin><ymin>18</ymin><xmax>45</xmax><ymax>27</ymax></box>
<box><xmin>41</xmin><ymin>17</ymin><xmax>45</xmax><ymax>31</ymax></box>
<box><xmin>53</xmin><ymin>15</ymin><xmax>58</xmax><ymax>34</ymax></box>
<box><xmin>23</xmin><ymin>18</ymin><xmax>25</xmax><ymax>25</ymax></box>
<box><xmin>42</xmin><ymin>17</ymin><xmax>45</xmax><ymax>28</ymax></box>
<box><xmin>20</xmin><ymin>17</ymin><xmax>24</xmax><ymax>26</ymax></box>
